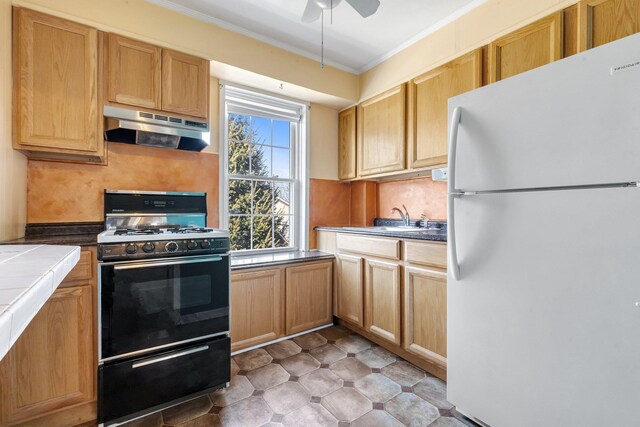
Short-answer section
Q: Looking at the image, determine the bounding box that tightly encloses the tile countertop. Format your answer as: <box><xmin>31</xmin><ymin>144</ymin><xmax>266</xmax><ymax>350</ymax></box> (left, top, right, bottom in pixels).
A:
<box><xmin>314</xmin><ymin>226</ymin><xmax>447</xmax><ymax>242</ymax></box>
<box><xmin>0</xmin><ymin>245</ymin><xmax>81</xmax><ymax>361</ymax></box>
<box><xmin>231</xmin><ymin>250</ymin><xmax>334</xmax><ymax>270</ymax></box>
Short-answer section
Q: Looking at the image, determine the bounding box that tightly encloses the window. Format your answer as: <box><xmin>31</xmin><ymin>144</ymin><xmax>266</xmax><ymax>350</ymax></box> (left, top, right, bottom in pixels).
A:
<box><xmin>221</xmin><ymin>85</ymin><xmax>308</xmax><ymax>253</ymax></box>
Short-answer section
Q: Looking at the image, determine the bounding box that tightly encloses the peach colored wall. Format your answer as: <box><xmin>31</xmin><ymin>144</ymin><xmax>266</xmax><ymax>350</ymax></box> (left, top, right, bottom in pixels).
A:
<box><xmin>350</xmin><ymin>181</ymin><xmax>377</xmax><ymax>227</ymax></box>
<box><xmin>27</xmin><ymin>143</ymin><xmax>220</xmax><ymax>227</ymax></box>
<box><xmin>377</xmin><ymin>177</ymin><xmax>447</xmax><ymax>222</ymax></box>
<box><xmin>309</xmin><ymin>179</ymin><xmax>351</xmax><ymax>249</ymax></box>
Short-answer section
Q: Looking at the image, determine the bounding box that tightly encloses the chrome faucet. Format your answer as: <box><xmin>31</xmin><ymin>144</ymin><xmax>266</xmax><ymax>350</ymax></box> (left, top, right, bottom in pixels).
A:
<box><xmin>391</xmin><ymin>205</ymin><xmax>411</xmax><ymax>226</ymax></box>
<box><xmin>420</xmin><ymin>214</ymin><xmax>429</xmax><ymax>228</ymax></box>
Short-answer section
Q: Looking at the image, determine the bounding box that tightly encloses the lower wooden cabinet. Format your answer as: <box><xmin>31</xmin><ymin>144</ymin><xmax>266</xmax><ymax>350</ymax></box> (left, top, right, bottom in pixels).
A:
<box><xmin>403</xmin><ymin>266</ymin><xmax>447</xmax><ymax>368</ymax></box>
<box><xmin>320</xmin><ymin>233</ymin><xmax>449</xmax><ymax>379</ymax></box>
<box><xmin>285</xmin><ymin>262</ymin><xmax>333</xmax><ymax>335</ymax></box>
<box><xmin>230</xmin><ymin>268</ymin><xmax>284</xmax><ymax>352</ymax></box>
<box><xmin>231</xmin><ymin>261</ymin><xmax>334</xmax><ymax>352</ymax></box>
<box><xmin>364</xmin><ymin>259</ymin><xmax>402</xmax><ymax>345</ymax></box>
<box><xmin>336</xmin><ymin>254</ymin><xmax>365</xmax><ymax>327</ymax></box>
<box><xmin>0</xmin><ymin>248</ymin><xmax>97</xmax><ymax>426</ymax></box>
<box><xmin>0</xmin><ymin>285</ymin><xmax>95</xmax><ymax>426</ymax></box>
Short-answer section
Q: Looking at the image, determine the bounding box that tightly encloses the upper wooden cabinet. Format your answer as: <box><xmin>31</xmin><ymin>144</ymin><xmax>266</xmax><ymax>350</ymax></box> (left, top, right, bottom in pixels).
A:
<box><xmin>13</xmin><ymin>8</ymin><xmax>104</xmax><ymax>163</ymax></box>
<box><xmin>104</xmin><ymin>36</ymin><xmax>209</xmax><ymax>120</ymax></box>
<box><xmin>488</xmin><ymin>12</ymin><xmax>563</xmax><ymax>83</ymax></box>
<box><xmin>408</xmin><ymin>49</ymin><xmax>482</xmax><ymax>169</ymax></box>
<box><xmin>579</xmin><ymin>0</ymin><xmax>640</xmax><ymax>50</ymax></box>
<box><xmin>338</xmin><ymin>107</ymin><xmax>357</xmax><ymax>180</ymax></box>
<box><xmin>161</xmin><ymin>49</ymin><xmax>209</xmax><ymax>119</ymax></box>
<box><xmin>357</xmin><ymin>84</ymin><xmax>406</xmax><ymax>176</ymax></box>
<box><xmin>106</xmin><ymin>34</ymin><xmax>161</xmax><ymax>109</ymax></box>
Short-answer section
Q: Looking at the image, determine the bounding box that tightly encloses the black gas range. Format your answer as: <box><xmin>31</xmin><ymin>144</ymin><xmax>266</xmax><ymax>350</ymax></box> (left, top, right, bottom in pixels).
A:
<box><xmin>97</xmin><ymin>190</ymin><xmax>230</xmax><ymax>426</ymax></box>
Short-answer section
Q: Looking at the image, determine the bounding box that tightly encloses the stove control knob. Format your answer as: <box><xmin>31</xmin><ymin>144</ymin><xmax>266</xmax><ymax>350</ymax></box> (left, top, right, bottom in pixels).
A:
<box><xmin>125</xmin><ymin>243</ymin><xmax>138</xmax><ymax>254</ymax></box>
<box><xmin>142</xmin><ymin>242</ymin><xmax>156</xmax><ymax>253</ymax></box>
<box><xmin>186</xmin><ymin>241</ymin><xmax>198</xmax><ymax>250</ymax></box>
<box><xmin>165</xmin><ymin>241</ymin><xmax>179</xmax><ymax>253</ymax></box>
<box><xmin>200</xmin><ymin>240</ymin><xmax>211</xmax><ymax>249</ymax></box>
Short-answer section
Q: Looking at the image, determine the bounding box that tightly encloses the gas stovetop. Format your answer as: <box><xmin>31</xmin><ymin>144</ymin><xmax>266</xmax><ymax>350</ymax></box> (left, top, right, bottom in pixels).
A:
<box><xmin>99</xmin><ymin>190</ymin><xmax>230</xmax><ymax>261</ymax></box>
<box><xmin>98</xmin><ymin>227</ymin><xmax>229</xmax><ymax>260</ymax></box>
<box><xmin>99</xmin><ymin>227</ymin><xmax>228</xmax><ymax>243</ymax></box>
<box><xmin>113</xmin><ymin>226</ymin><xmax>217</xmax><ymax>236</ymax></box>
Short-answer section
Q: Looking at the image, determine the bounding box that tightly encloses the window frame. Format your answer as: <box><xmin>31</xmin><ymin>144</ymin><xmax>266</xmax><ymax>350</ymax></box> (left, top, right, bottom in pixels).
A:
<box><xmin>219</xmin><ymin>82</ymin><xmax>309</xmax><ymax>254</ymax></box>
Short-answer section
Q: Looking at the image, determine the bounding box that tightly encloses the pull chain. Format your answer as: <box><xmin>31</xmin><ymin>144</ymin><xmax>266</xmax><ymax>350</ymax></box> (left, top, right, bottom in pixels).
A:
<box><xmin>331</xmin><ymin>0</ymin><xmax>333</xmax><ymax>24</ymax></box>
<box><xmin>321</xmin><ymin>8</ymin><xmax>324</xmax><ymax>68</ymax></box>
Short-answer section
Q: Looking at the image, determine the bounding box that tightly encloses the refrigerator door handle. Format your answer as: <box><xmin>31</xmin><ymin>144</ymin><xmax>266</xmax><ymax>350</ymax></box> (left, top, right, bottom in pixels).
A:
<box><xmin>448</xmin><ymin>106</ymin><xmax>462</xmax><ymax>280</ymax></box>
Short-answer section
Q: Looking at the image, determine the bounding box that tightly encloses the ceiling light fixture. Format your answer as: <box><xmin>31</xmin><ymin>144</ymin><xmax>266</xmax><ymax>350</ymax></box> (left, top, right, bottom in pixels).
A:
<box><xmin>301</xmin><ymin>0</ymin><xmax>381</xmax><ymax>69</ymax></box>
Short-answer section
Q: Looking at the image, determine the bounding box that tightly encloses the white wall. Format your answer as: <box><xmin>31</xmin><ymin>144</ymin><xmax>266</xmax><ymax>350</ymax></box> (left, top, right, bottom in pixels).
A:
<box><xmin>0</xmin><ymin>0</ymin><xmax>27</xmax><ymax>240</ymax></box>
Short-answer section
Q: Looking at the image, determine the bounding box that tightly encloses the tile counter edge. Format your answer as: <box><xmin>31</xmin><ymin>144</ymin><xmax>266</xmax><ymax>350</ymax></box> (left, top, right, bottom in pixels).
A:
<box><xmin>0</xmin><ymin>245</ymin><xmax>81</xmax><ymax>361</ymax></box>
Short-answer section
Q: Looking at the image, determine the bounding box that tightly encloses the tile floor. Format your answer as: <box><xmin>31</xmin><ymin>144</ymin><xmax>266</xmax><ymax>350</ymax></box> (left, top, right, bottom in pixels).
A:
<box><xmin>120</xmin><ymin>325</ymin><xmax>478</xmax><ymax>427</ymax></box>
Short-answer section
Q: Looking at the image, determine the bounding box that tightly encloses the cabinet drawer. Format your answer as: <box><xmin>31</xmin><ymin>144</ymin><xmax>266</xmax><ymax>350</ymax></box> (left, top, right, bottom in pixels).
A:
<box><xmin>62</xmin><ymin>249</ymin><xmax>93</xmax><ymax>284</ymax></box>
<box><xmin>404</xmin><ymin>241</ymin><xmax>447</xmax><ymax>269</ymax></box>
<box><xmin>99</xmin><ymin>337</ymin><xmax>230</xmax><ymax>425</ymax></box>
<box><xmin>337</xmin><ymin>234</ymin><xmax>400</xmax><ymax>260</ymax></box>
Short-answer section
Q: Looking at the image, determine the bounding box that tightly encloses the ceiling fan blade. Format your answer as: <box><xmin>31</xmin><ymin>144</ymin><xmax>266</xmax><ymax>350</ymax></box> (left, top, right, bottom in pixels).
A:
<box><xmin>302</xmin><ymin>0</ymin><xmax>323</xmax><ymax>22</ymax></box>
<box><xmin>345</xmin><ymin>0</ymin><xmax>380</xmax><ymax>18</ymax></box>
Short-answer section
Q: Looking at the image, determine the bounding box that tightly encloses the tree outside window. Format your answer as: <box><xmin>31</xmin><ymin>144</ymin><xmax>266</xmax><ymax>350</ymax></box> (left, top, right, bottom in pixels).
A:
<box><xmin>227</xmin><ymin>114</ymin><xmax>294</xmax><ymax>251</ymax></box>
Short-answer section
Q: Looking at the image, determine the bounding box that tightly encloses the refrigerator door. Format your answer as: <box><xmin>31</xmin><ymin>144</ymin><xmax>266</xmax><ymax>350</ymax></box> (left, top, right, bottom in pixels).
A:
<box><xmin>449</xmin><ymin>32</ymin><xmax>640</xmax><ymax>193</ymax></box>
<box><xmin>448</xmin><ymin>187</ymin><xmax>640</xmax><ymax>427</ymax></box>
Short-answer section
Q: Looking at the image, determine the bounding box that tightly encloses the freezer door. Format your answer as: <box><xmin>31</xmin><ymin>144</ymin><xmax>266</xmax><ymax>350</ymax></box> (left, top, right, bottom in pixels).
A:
<box><xmin>449</xmin><ymin>32</ymin><xmax>640</xmax><ymax>192</ymax></box>
<box><xmin>448</xmin><ymin>187</ymin><xmax>640</xmax><ymax>427</ymax></box>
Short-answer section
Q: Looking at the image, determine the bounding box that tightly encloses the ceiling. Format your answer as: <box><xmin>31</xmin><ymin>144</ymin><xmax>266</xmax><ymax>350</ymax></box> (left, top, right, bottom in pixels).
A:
<box><xmin>147</xmin><ymin>0</ymin><xmax>485</xmax><ymax>74</ymax></box>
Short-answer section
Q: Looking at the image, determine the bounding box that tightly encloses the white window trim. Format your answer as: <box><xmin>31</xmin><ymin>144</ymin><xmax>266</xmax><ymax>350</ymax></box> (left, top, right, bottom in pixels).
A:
<box><xmin>219</xmin><ymin>81</ymin><xmax>310</xmax><ymax>254</ymax></box>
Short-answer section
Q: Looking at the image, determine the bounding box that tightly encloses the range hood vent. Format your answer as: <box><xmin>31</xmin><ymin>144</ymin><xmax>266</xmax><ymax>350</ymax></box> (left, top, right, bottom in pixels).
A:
<box><xmin>103</xmin><ymin>105</ymin><xmax>210</xmax><ymax>152</ymax></box>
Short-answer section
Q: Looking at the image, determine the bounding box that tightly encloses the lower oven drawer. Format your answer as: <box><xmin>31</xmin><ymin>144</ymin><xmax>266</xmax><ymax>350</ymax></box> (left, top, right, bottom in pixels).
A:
<box><xmin>99</xmin><ymin>336</ymin><xmax>230</xmax><ymax>425</ymax></box>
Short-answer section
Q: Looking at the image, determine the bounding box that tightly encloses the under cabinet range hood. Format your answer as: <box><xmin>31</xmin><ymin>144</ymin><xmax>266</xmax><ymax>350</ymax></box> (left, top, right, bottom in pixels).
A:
<box><xmin>103</xmin><ymin>105</ymin><xmax>210</xmax><ymax>152</ymax></box>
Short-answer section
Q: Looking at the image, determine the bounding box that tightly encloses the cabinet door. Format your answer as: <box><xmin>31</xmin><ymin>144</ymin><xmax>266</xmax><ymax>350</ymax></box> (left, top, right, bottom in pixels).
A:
<box><xmin>403</xmin><ymin>267</ymin><xmax>447</xmax><ymax>368</ymax></box>
<box><xmin>0</xmin><ymin>286</ymin><xmax>94</xmax><ymax>425</ymax></box>
<box><xmin>161</xmin><ymin>49</ymin><xmax>209</xmax><ymax>118</ymax></box>
<box><xmin>579</xmin><ymin>0</ymin><xmax>640</xmax><ymax>51</ymax></box>
<box><xmin>338</xmin><ymin>107</ymin><xmax>357</xmax><ymax>180</ymax></box>
<box><xmin>107</xmin><ymin>34</ymin><xmax>161</xmax><ymax>109</ymax></box>
<box><xmin>408</xmin><ymin>49</ymin><xmax>482</xmax><ymax>169</ymax></box>
<box><xmin>364</xmin><ymin>259</ymin><xmax>401</xmax><ymax>345</ymax></box>
<box><xmin>488</xmin><ymin>12</ymin><xmax>563</xmax><ymax>83</ymax></box>
<box><xmin>285</xmin><ymin>262</ymin><xmax>333</xmax><ymax>335</ymax></box>
<box><xmin>357</xmin><ymin>85</ymin><xmax>406</xmax><ymax>176</ymax></box>
<box><xmin>231</xmin><ymin>269</ymin><xmax>284</xmax><ymax>352</ymax></box>
<box><xmin>336</xmin><ymin>254</ymin><xmax>364</xmax><ymax>327</ymax></box>
<box><xmin>13</xmin><ymin>8</ymin><xmax>101</xmax><ymax>159</ymax></box>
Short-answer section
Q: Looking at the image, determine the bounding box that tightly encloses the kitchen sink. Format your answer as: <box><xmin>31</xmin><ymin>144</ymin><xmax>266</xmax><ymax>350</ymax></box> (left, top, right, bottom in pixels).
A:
<box><xmin>343</xmin><ymin>226</ymin><xmax>425</xmax><ymax>232</ymax></box>
<box><xmin>376</xmin><ymin>226</ymin><xmax>425</xmax><ymax>232</ymax></box>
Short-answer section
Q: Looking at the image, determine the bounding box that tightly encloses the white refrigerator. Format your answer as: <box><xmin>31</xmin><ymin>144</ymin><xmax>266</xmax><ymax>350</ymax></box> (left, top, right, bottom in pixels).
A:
<box><xmin>447</xmin><ymin>33</ymin><xmax>640</xmax><ymax>426</ymax></box>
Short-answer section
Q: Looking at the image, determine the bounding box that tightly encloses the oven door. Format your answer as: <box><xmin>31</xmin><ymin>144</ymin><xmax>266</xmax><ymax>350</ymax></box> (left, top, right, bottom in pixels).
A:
<box><xmin>99</xmin><ymin>254</ymin><xmax>229</xmax><ymax>361</ymax></box>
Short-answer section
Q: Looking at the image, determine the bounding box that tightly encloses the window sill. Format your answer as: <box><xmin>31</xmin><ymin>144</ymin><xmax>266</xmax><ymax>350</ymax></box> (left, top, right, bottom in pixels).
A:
<box><xmin>230</xmin><ymin>250</ymin><xmax>334</xmax><ymax>271</ymax></box>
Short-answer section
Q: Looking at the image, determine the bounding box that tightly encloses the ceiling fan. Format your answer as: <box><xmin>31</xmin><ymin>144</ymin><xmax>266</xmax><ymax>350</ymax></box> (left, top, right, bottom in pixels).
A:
<box><xmin>302</xmin><ymin>0</ymin><xmax>381</xmax><ymax>22</ymax></box>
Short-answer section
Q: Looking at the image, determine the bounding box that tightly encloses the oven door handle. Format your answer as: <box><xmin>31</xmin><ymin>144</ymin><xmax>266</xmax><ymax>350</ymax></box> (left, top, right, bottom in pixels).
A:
<box><xmin>113</xmin><ymin>255</ymin><xmax>223</xmax><ymax>270</ymax></box>
<box><xmin>131</xmin><ymin>345</ymin><xmax>209</xmax><ymax>369</ymax></box>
